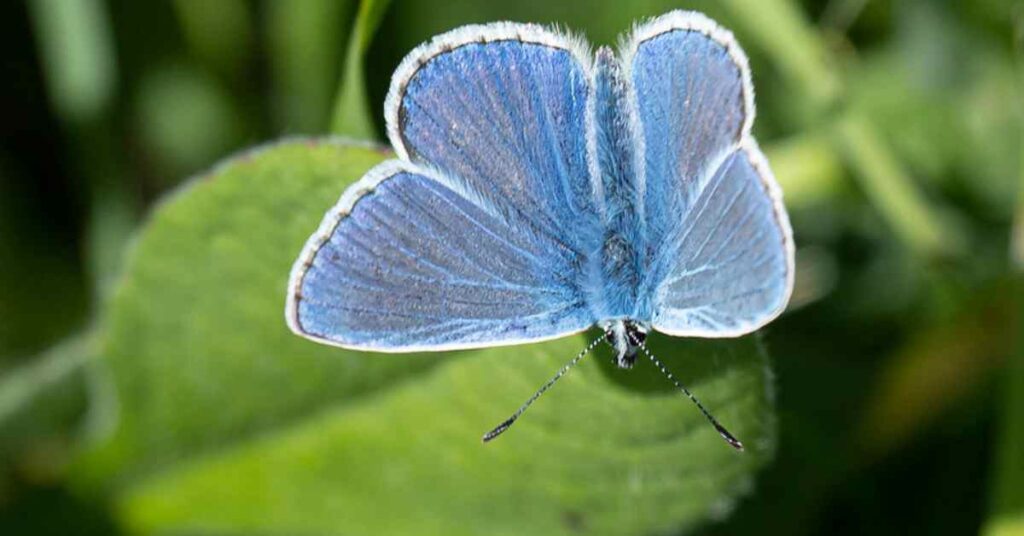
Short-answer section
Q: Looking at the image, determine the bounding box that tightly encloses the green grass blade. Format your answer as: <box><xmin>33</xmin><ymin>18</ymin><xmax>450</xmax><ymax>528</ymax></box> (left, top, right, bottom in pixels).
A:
<box><xmin>26</xmin><ymin>0</ymin><xmax>117</xmax><ymax>123</ymax></box>
<box><xmin>330</xmin><ymin>0</ymin><xmax>393</xmax><ymax>138</ymax></box>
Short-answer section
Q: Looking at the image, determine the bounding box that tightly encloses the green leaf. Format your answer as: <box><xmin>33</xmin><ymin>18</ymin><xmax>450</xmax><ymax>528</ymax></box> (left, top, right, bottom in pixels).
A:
<box><xmin>330</xmin><ymin>0</ymin><xmax>393</xmax><ymax>138</ymax></box>
<box><xmin>73</xmin><ymin>139</ymin><xmax>439</xmax><ymax>487</ymax></box>
<box><xmin>76</xmin><ymin>139</ymin><xmax>776</xmax><ymax>534</ymax></box>
<box><xmin>116</xmin><ymin>335</ymin><xmax>773</xmax><ymax>536</ymax></box>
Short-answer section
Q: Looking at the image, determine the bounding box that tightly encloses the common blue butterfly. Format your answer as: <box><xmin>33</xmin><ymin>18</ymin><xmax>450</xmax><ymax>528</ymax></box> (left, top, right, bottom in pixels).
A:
<box><xmin>286</xmin><ymin>11</ymin><xmax>794</xmax><ymax>449</ymax></box>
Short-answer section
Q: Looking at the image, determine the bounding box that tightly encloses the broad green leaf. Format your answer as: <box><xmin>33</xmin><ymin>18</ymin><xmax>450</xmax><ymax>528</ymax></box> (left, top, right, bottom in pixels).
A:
<box><xmin>76</xmin><ymin>139</ymin><xmax>776</xmax><ymax>534</ymax></box>
<box><xmin>74</xmin><ymin>140</ymin><xmax>443</xmax><ymax>488</ymax></box>
<box><xmin>117</xmin><ymin>335</ymin><xmax>772</xmax><ymax>536</ymax></box>
<box><xmin>330</xmin><ymin>0</ymin><xmax>392</xmax><ymax>138</ymax></box>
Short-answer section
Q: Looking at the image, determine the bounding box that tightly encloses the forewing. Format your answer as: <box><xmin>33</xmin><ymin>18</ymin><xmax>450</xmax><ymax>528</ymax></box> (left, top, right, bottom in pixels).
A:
<box><xmin>623</xmin><ymin>11</ymin><xmax>793</xmax><ymax>336</ymax></box>
<box><xmin>624</xmin><ymin>11</ymin><xmax>752</xmax><ymax>248</ymax></box>
<box><xmin>385</xmin><ymin>23</ymin><xmax>602</xmax><ymax>248</ymax></box>
<box><xmin>286</xmin><ymin>161</ymin><xmax>591</xmax><ymax>351</ymax></box>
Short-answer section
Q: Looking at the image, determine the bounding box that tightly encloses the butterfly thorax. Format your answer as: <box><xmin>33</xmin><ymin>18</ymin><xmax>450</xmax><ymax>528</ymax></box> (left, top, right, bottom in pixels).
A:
<box><xmin>590</xmin><ymin>47</ymin><xmax>651</xmax><ymax>322</ymax></box>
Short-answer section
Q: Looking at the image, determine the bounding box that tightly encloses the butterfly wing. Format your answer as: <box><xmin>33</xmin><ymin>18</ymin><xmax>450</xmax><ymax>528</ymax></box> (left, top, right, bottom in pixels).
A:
<box><xmin>624</xmin><ymin>11</ymin><xmax>794</xmax><ymax>337</ymax></box>
<box><xmin>287</xmin><ymin>161</ymin><xmax>593</xmax><ymax>351</ymax></box>
<box><xmin>386</xmin><ymin>23</ymin><xmax>603</xmax><ymax>251</ymax></box>
<box><xmin>287</xmin><ymin>25</ymin><xmax>602</xmax><ymax>351</ymax></box>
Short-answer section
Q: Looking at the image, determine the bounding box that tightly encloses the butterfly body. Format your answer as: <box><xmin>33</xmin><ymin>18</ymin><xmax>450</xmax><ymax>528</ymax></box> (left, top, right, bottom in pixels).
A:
<box><xmin>590</xmin><ymin>46</ymin><xmax>649</xmax><ymax>326</ymax></box>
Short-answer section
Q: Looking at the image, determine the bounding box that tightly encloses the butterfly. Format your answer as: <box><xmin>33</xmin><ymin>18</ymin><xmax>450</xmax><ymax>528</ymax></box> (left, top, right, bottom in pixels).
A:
<box><xmin>285</xmin><ymin>10</ymin><xmax>794</xmax><ymax>449</ymax></box>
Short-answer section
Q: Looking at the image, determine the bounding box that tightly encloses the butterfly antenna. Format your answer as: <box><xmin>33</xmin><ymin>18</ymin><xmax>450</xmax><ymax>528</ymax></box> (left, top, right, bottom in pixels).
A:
<box><xmin>482</xmin><ymin>337</ymin><xmax>604</xmax><ymax>443</ymax></box>
<box><xmin>633</xmin><ymin>340</ymin><xmax>745</xmax><ymax>451</ymax></box>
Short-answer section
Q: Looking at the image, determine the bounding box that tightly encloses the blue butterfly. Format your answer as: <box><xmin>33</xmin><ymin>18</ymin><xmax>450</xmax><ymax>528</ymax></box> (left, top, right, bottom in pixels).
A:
<box><xmin>286</xmin><ymin>11</ymin><xmax>794</xmax><ymax>449</ymax></box>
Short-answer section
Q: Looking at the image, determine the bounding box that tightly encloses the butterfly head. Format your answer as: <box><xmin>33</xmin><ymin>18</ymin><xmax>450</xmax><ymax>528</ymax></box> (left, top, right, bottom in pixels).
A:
<box><xmin>602</xmin><ymin>319</ymin><xmax>649</xmax><ymax>369</ymax></box>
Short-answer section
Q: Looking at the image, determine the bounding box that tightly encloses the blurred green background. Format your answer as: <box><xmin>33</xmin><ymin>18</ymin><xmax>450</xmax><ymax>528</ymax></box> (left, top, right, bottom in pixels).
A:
<box><xmin>2</xmin><ymin>0</ymin><xmax>1023</xmax><ymax>534</ymax></box>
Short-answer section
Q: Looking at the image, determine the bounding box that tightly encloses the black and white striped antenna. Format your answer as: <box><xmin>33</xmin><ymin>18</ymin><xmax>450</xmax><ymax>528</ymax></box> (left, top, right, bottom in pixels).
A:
<box><xmin>482</xmin><ymin>331</ymin><xmax>743</xmax><ymax>451</ymax></box>
<box><xmin>482</xmin><ymin>336</ymin><xmax>604</xmax><ymax>442</ymax></box>
<box><xmin>626</xmin><ymin>332</ymin><xmax>744</xmax><ymax>451</ymax></box>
